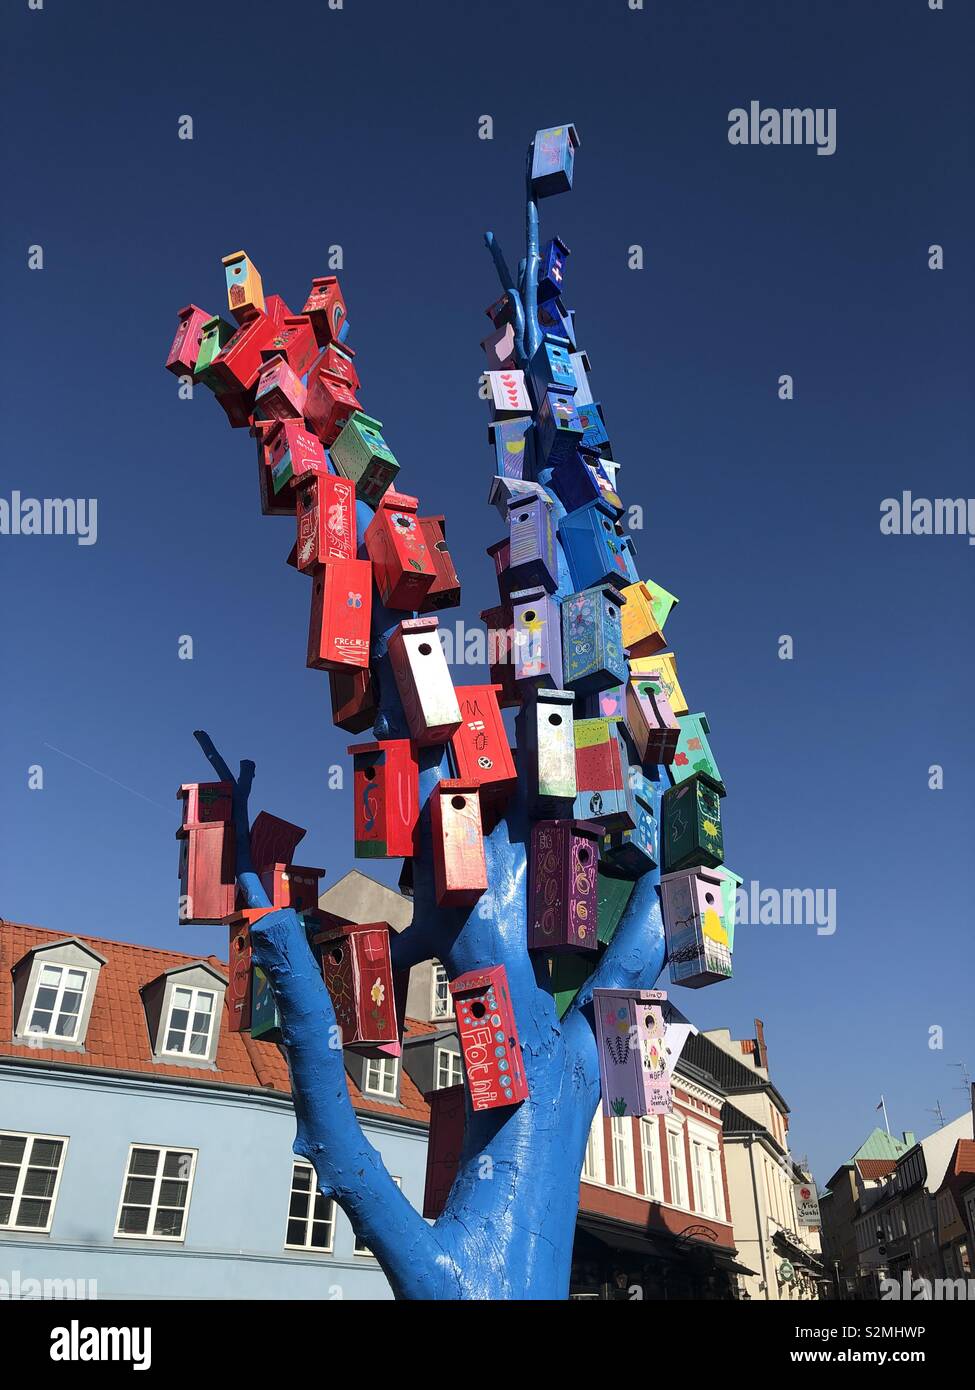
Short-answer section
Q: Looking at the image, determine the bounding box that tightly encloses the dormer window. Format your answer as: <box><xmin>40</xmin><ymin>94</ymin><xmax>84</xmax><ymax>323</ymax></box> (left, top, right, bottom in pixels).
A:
<box><xmin>162</xmin><ymin>987</ymin><xmax>217</xmax><ymax>1058</ymax></box>
<box><xmin>26</xmin><ymin>963</ymin><xmax>90</xmax><ymax>1043</ymax></box>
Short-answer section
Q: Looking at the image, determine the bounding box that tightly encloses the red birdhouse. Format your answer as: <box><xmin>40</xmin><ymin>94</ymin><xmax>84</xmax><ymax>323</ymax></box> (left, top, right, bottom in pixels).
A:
<box><xmin>258</xmin><ymin>863</ymin><xmax>325</xmax><ymax>913</ymax></box>
<box><xmin>306</xmin><ymin>559</ymin><xmax>373</xmax><ymax>671</ymax></box>
<box><xmin>480</xmin><ymin>603</ymin><xmax>521</xmax><ymax>709</ymax></box>
<box><xmin>430</xmin><ymin>780</ymin><xmax>488</xmax><ymax>907</ymax></box>
<box><xmin>302</xmin><ymin>276</ymin><xmax>348</xmax><ymax>346</ymax></box>
<box><xmin>422</xmin><ymin>1084</ymin><xmax>466</xmax><ymax>1218</ymax></box>
<box><xmin>177</xmin><ymin>823</ymin><xmax>235</xmax><ymax>925</ymax></box>
<box><xmin>303</xmin><ymin>368</ymin><xmax>360</xmax><ymax>446</ymax></box>
<box><xmin>165</xmin><ymin>304</ymin><xmax>212</xmax><ymax>376</ymax></box>
<box><xmin>364</xmin><ymin>492</ymin><xmax>437</xmax><ymax>610</ymax></box>
<box><xmin>348</xmin><ymin>739</ymin><xmax>420</xmax><ymax>859</ymax></box>
<box><xmin>312</xmin><ymin>341</ymin><xmax>360</xmax><ymax>394</ymax></box>
<box><xmin>248</xmin><ymin>812</ymin><xmax>307</xmax><ymax>875</ymax></box>
<box><xmin>449</xmin><ymin>684</ymin><xmax>517</xmax><ymax>812</ymax></box>
<box><xmin>450</xmin><ymin>965</ymin><xmax>529</xmax><ymax>1111</ymax></box>
<box><xmin>295</xmin><ymin>471</ymin><xmax>356</xmax><ymax>571</ymax></box>
<box><xmin>254</xmin><ymin>354</ymin><xmax>307</xmax><ymax>421</ymax></box>
<box><xmin>177</xmin><ymin>782</ymin><xmax>232</xmax><ymax>829</ymax></box>
<box><xmin>328</xmin><ymin>667</ymin><xmax>377</xmax><ymax>733</ymax></box>
<box><xmin>226</xmin><ymin>907</ymin><xmax>277</xmax><ymax>1034</ymax></box>
<box><xmin>417</xmin><ymin>515</ymin><xmax>461</xmax><ymax>611</ymax></box>
<box><xmin>261</xmin><ymin>314</ymin><xmax>318</xmax><ymax>378</ymax></box>
<box><xmin>265</xmin><ymin>419</ymin><xmax>326</xmax><ymax>497</ymax></box>
<box><xmin>316</xmin><ymin>921</ymin><xmax>399</xmax><ymax>1049</ymax></box>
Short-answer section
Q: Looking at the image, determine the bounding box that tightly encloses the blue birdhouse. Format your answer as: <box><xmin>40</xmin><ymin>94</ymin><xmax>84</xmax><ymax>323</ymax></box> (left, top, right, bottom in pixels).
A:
<box><xmin>531</xmin><ymin>124</ymin><xmax>581</xmax><ymax>198</ymax></box>
<box><xmin>558</xmin><ymin>500</ymin><xmax>630</xmax><ymax>591</ymax></box>
<box><xmin>538</xmin><ymin>237</ymin><xmax>571</xmax><ymax>303</ymax></box>
<box><xmin>536</xmin><ymin>389</ymin><xmax>584</xmax><ymax>467</ymax></box>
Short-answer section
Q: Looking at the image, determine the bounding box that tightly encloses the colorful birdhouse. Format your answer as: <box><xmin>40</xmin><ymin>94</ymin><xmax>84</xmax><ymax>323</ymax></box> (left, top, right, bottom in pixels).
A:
<box><xmin>489</xmin><ymin>475</ymin><xmax>552</xmax><ymax>519</ymax></box>
<box><xmin>520</xmin><ymin>688</ymin><xmax>576</xmax><ymax>811</ymax></box>
<box><xmin>530</xmin><ymin>123</ymin><xmax>581</xmax><ymax>198</ymax></box>
<box><xmin>387</xmin><ymin>616</ymin><xmax>462</xmax><ymax>746</ymax></box>
<box><xmin>641</xmin><ymin>577</ymin><xmax>680</xmax><ymax>630</ymax></box>
<box><xmin>328</xmin><ymin>667</ymin><xmax>377</xmax><ymax>733</ymax></box>
<box><xmin>266</xmin><ymin>420</ymin><xmax>326</xmax><ymax>495</ymax></box>
<box><xmin>511</xmin><ymin>586</ymin><xmax>564</xmax><ymax>690</ymax></box>
<box><xmin>538</xmin><ymin>236</ymin><xmax>570</xmax><ymax>303</ymax></box>
<box><xmin>254</xmin><ymin>354</ymin><xmax>307</xmax><ymax>421</ymax></box>
<box><xmin>486</xmin><ymin>538</ymin><xmax>513</xmax><ymax>598</ymax></box>
<box><xmin>306</xmin><ymin>558</ymin><xmax>373</xmax><ymax>671</ymax></box>
<box><xmin>597</xmin><ymin>868</ymin><xmax>636</xmax><ymax>945</ymax></box>
<box><xmin>317</xmin><ymin>921</ymin><xmax>399</xmax><ymax>1048</ymax></box>
<box><xmin>250</xmin><ymin>965</ymin><xmax>281</xmax><ymax>1042</ymax></box>
<box><xmin>535</xmin><ymin>389</ymin><xmax>584</xmax><ymax>466</ymax></box>
<box><xmin>488</xmin><ymin>416</ymin><xmax>534</xmax><ymax>481</ymax></box>
<box><xmin>364</xmin><ymin>491</ymin><xmax>436</xmax><ymax>610</ymax></box>
<box><xmin>629</xmin><ymin>651</ymin><xmax>688</xmax><ymax>717</ymax></box>
<box><xmin>618</xmin><ymin>582</ymin><xmax>666</xmax><ymax>658</ymax></box>
<box><xmin>672</xmin><ymin>712</ymin><xmax>724</xmax><ymax>792</ymax></box>
<box><xmin>481</xmin><ymin>322</ymin><xmax>517</xmax><ymax>372</ymax></box>
<box><xmin>417</xmin><ymin>515</ymin><xmax>461</xmax><ymax>611</ymax></box>
<box><xmin>507</xmin><ymin>495</ymin><xmax>558</xmax><ymax>593</ymax></box>
<box><xmin>177</xmin><ymin>823</ymin><xmax>235</xmax><ymax>925</ymax></box>
<box><xmin>618</xmin><ymin>534</ymin><xmax>640</xmax><ymax>585</ymax></box>
<box><xmin>348</xmin><ymin>739</ymin><xmax>419</xmax><ymax>859</ymax></box>
<box><xmin>311</xmin><ymin>340</ymin><xmax>360</xmax><ymax>394</ymax></box>
<box><xmin>480</xmin><ymin>603</ymin><xmax>520</xmax><ymax>709</ymax></box>
<box><xmin>177</xmin><ymin>781</ymin><xmax>232</xmax><ymax>829</ymax></box>
<box><xmin>662</xmin><ymin>772</ymin><xmax>724</xmax><ymax>873</ymax></box>
<box><xmin>430</xmin><ymin>780</ymin><xmax>488</xmax><ymax>907</ymax></box>
<box><xmin>422</xmin><ymin>1084</ymin><xmax>466</xmax><ymax>1219</ymax></box>
<box><xmin>594</xmin><ymin>988</ymin><xmax>673</xmax><ymax>1117</ymax></box>
<box><xmin>529</xmin><ymin>336</ymin><xmax>577</xmax><ymax>402</ymax></box>
<box><xmin>450</xmin><ymin>965</ymin><xmax>529</xmax><ymax>1111</ymax></box>
<box><xmin>603</xmin><ymin>771</ymin><xmax>661</xmax><ymax>875</ymax></box>
<box><xmin>226</xmin><ymin>909</ymin><xmax>272</xmax><ymax>1034</ymax></box>
<box><xmin>166</xmin><ymin>304</ymin><xmax>213</xmax><ymax>376</ymax></box>
<box><xmin>303</xmin><ymin>369</ymin><xmax>360</xmax><ymax>446</ymax></box>
<box><xmin>589</xmin><ymin>683</ymin><xmax>626</xmax><ymax>721</ymax></box>
<box><xmin>331</xmin><ymin>411</ymin><xmax>400</xmax><ymax>506</ymax></box>
<box><xmin>569</xmin><ymin>351</ymin><xmax>593</xmax><ymax>406</ymax></box>
<box><xmin>573</xmin><ymin>717</ymin><xmax>634</xmax><ymax>830</ymax></box>
<box><xmin>449</xmin><ymin>685</ymin><xmax>517</xmax><ymax>809</ymax></box>
<box><xmin>626</xmin><ymin>676</ymin><xmax>680</xmax><ymax>766</ymax></box>
<box><xmin>561</xmin><ymin>584</ymin><xmax>628</xmax><ymax>694</ymax></box>
<box><xmin>302</xmin><ymin>276</ymin><xmax>348</xmax><ymax>346</ymax></box>
<box><xmin>575</xmin><ymin>401</ymin><xmax>611</xmax><ymax>456</ymax></box>
<box><xmin>259</xmin><ymin>864</ymin><xmax>326</xmax><ymax>913</ymax></box>
<box><xmin>205</xmin><ymin>311</ymin><xmax>276</xmax><ymax>394</ymax></box>
<box><xmin>551</xmin><ymin>953</ymin><xmax>597</xmax><ymax>1019</ymax></box>
<box><xmin>550</xmin><ymin>451</ymin><xmax>623</xmax><ymax>516</ymax></box>
<box><xmin>261</xmin><ymin>314</ymin><xmax>318</xmax><ymax>379</ymax></box>
<box><xmin>715</xmin><ymin>866</ymin><xmax>743</xmax><ymax>953</ymax></box>
<box><xmin>193</xmin><ymin>316</ymin><xmax>237</xmax><ymax>385</ymax></box>
<box><xmin>254</xmin><ymin>423</ymin><xmax>294</xmax><ymax>517</ymax></box>
<box><xmin>558</xmin><ymin>501</ymin><xmax>629</xmax><ymax>592</ymax></box>
<box><xmin>249</xmin><ymin>812</ymin><xmax>306</xmax><ymax>875</ymax></box>
<box><xmin>659</xmin><ymin>866</ymin><xmax>733</xmax><ymax>988</ymax></box>
<box><xmin>486</xmin><ymin>369</ymin><xmax>532</xmax><ymax>417</ymax></box>
<box><xmin>528</xmin><ymin>820</ymin><xmax>602</xmax><ymax>953</ymax></box>
<box><xmin>537</xmin><ymin>296</ymin><xmax>576</xmax><ymax>347</ymax></box>
<box><xmin>295</xmin><ymin>470</ymin><xmax>356</xmax><ymax>570</ymax></box>
<box><xmin>222</xmin><ymin>251</ymin><xmax>265</xmax><ymax>323</ymax></box>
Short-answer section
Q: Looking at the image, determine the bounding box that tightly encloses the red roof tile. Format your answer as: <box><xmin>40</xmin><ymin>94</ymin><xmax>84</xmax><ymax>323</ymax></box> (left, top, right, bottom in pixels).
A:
<box><xmin>1</xmin><ymin>921</ymin><xmax>429</xmax><ymax>1125</ymax></box>
<box><xmin>856</xmin><ymin>1158</ymin><xmax>898</xmax><ymax>1181</ymax></box>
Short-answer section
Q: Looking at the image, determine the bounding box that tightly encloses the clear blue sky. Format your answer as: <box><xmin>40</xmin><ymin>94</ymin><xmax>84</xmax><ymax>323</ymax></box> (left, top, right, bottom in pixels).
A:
<box><xmin>1</xmin><ymin>0</ymin><xmax>972</xmax><ymax>1185</ymax></box>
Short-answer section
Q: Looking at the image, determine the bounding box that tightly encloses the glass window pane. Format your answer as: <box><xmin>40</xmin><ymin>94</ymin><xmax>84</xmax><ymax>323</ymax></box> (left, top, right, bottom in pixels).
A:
<box><xmin>291</xmin><ymin>1166</ymin><xmax>311</xmax><ymax>1193</ymax></box>
<box><xmin>0</xmin><ymin>1196</ymin><xmax>13</xmax><ymax>1225</ymax></box>
<box><xmin>286</xmin><ymin>1219</ymin><xmax>306</xmax><ymax>1247</ymax></box>
<box><xmin>130</xmin><ymin>1148</ymin><xmax>160</xmax><ymax>1177</ymax></box>
<box><xmin>38</xmin><ymin>964</ymin><xmax>62</xmax><ymax>986</ymax></box>
<box><xmin>164</xmin><ymin>1030</ymin><xmax>185</xmax><ymax>1052</ymax></box>
<box><xmin>153</xmin><ymin>1208</ymin><xmax>183</xmax><ymax>1237</ymax></box>
<box><xmin>28</xmin><ymin>1011</ymin><xmax>53</xmax><ymax>1033</ymax></box>
<box><xmin>191</xmin><ymin>1009</ymin><xmax>211</xmax><ymax>1033</ymax></box>
<box><xmin>194</xmin><ymin>993</ymin><xmax>214</xmax><ymax>1015</ymax></box>
<box><xmin>65</xmin><ymin>970</ymin><xmax>87</xmax><ymax>990</ymax></box>
<box><xmin>118</xmin><ymin>1206</ymin><xmax>150</xmax><ymax>1234</ymax></box>
<box><xmin>312</xmin><ymin>1192</ymin><xmax>331</xmax><ymax>1222</ymax></box>
<box><xmin>188</xmin><ymin>1032</ymin><xmax>208</xmax><ymax>1056</ymax></box>
<box><xmin>23</xmin><ymin>1168</ymin><xmax>58</xmax><ymax>1199</ymax></box>
<box><xmin>33</xmin><ymin>987</ymin><xmax>58</xmax><ymax>1010</ymax></box>
<box><xmin>60</xmin><ymin>990</ymin><xmax>84</xmax><ymax>1014</ymax></box>
<box><xmin>30</xmin><ymin>1139</ymin><xmax>63</xmax><ymax>1167</ymax></box>
<box><xmin>172</xmin><ymin>988</ymin><xmax>193</xmax><ymax>1009</ymax></box>
<box><xmin>15</xmin><ymin>1198</ymin><xmax>50</xmax><ymax>1228</ymax></box>
<box><xmin>0</xmin><ymin>1168</ymin><xmax>19</xmax><ymax>1195</ymax></box>
<box><xmin>168</xmin><ymin>1008</ymin><xmax>190</xmax><ymax>1032</ymax></box>
<box><xmin>0</xmin><ymin>1137</ymin><xmax>27</xmax><ymax>1165</ymax></box>
<box><xmin>158</xmin><ymin>1180</ymin><xmax>187</xmax><ymax>1208</ymax></box>
<box><xmin>123</xmin><ymin>1177</ymin><xmax>155</xmax><ymax>1205</ymax></box>
<box><xmin>163</xmin><ymin>1152</ymin><xmax>191</xmax><ymax>1179</ymax></box>
<box><xmin>55</xmin><ymin>1013</ymin><xmax>79</xmax><ymax>1038</ymax></box>
<box><xmin>289</xmin><ymin>1192</ymin><xmax>308</xmax><ymax>1220</ymax></box>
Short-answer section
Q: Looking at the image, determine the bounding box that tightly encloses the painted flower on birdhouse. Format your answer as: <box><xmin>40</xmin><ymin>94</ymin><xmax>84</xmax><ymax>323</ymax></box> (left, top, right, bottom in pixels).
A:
<box><xmin>371</xmin><ymin>979</ymin><xmax>385</xmax><ymax>1006</ymax></box>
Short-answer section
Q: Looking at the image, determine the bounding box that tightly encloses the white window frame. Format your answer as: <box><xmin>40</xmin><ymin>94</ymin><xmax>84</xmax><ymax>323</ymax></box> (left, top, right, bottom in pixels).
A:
<box><xmin>161</xmin><ymin>986</ymin><xmax>217</xmax><ymax>1059</ymax></box>
<box><xmin>582</xmin><ymin>1115</ymin><xmax>606</xmax><ymax>1185</ymax></box>
<box><xmin>430</xmin><ymin>963</ymin><xmax>453</xmax><ymax>1019</ymax></box>
<box><xmin>434</xmin><ymin>1046</ymin><xmax>463</xmax><ymax>1090</ymax></box>
<box><xmin>113</xmin><ymin>1144</ymin><xmax>198</xmax><ymax>1242</ymax></box>
<box><xmin>285</xmin><ymin>1161</ymin><xmax>336</xmax><ymax>1253</ymax></box>
<box><xmin>363</xmin><ymin>1056</ymin><xmax>399</xmax><ymax>1098</ymax></box>
<box><xmin>25</xmin><ymin>964</ymin><xmax>91</xmax><ymax>1043</ymax></box>
<box><xmin>0</xmin><ymin>1130</ymin><xmax>69</xmax><ymax>1234</ymax></box>
<box><xmin>666</xmin><ymin>1119</ymin><xmax>688</xmax><ymax>1209</ymax></box>
<box><xmin>354</xmin><ymin>1176</ymin><xmax>401</xmax><ymax>1255</ymax></box>
<box><xmin>641</xmin><ymin>1118</ymin><xmax>663</xmax><ymax>1201</ymax></box>
<box><xmin>610</xmin><ymin>1117</ymin><xmax>637</xmax><ymax>1193</ymax></box>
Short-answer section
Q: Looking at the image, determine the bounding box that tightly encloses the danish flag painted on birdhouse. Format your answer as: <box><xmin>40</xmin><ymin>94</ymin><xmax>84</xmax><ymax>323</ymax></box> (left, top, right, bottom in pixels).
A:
<box><xmin>450</xmin><ymin>966</ymin><xmax>528</xmax><ymax>1111</ymax></box>
<box><xmin>449</xmin><ymin>684</ymin><xmax>517</xmax><ymax>809</ymax></box>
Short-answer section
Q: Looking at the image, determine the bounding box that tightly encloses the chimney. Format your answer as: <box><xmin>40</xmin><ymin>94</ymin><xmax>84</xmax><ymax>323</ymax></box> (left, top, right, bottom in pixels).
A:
<box><xmin>754</xmin><ymin>1018</ymin><xmax>769</xmax><ymax>1071</ymax></box>
<box><xmin>902</xmin><ymin>1131</ymin><xmax>916</xmax><ymax>1148</ymax></box>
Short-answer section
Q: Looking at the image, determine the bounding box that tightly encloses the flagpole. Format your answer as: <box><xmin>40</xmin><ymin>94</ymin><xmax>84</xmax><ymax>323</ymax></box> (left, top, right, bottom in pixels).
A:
<box><xmin>879</xmin><ymin>1095</ymin><xmax>891</xmax><ymax>1136</ymax></box>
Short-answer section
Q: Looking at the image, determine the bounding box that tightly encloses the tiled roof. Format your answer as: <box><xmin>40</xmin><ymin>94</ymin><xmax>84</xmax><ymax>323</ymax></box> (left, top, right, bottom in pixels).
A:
<box><xmin>720</xmin><ymin>1101</ymin><xmax>764</xmax><ymax>1135</ymax></box>
<box><xmin>852</xmin><ymin>1127</ymin><xmax>910</xmax><ymax>1163</ymax></box>
<box><xmin>1</xmin><ymin>921</ymin><xmax>430</xmax><ymax>1125</ymax></box>
<box><xmin>856</xmin><ymin>1158</ymin><xmax>898</xmax><ymax>1181</ymax></box>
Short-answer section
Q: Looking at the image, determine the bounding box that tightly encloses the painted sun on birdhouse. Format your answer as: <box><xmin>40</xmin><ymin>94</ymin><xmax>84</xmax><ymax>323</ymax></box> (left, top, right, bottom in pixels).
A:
<box><xmin>331</xmin><ymin>411</ymin><xmax>400</xmax><ymax>506</ymax></box>
<box><xmin>348</xmin><ymin>739</ymin><xmax>419</xmax><ymax>859</ymax></box>
<box><xmin>520</xmin><ymin>687</ymin><xmax>576</xmax><ymax>813</ymax></box>
<box><xmin>449</xmin><ymin>685</ymin><xmax>517</xmax><ymax>811</ymax></box>
<box><xmin>508</xmin><ymin>495</ymin><xmax>558</xmax><ymax>593</ymax></box>
<box><xmin>306</xmin><ymin>558</ymin><xmax>373</xmax><ymax>671</ymax></box>
<box><xmin>511</xmin><ymin>586</ymin><xmax>564</xmax><ymax>691</ymax></box>
<box><xmin>488</xmin><ymin>417</ymin><xmax>534</xmax><ymax>480</ymax></box>
<box><xmin>659</xmin><ymin>866</ymin><xmax>733</xmax><ymax>988</ymax></box>
<box><xmin>450</xmin><ymin>966</ymin><xmax>529</xmax><ymax>1111</ymax></box>
<box><xmin>661</xmin><ymin>772</ymin><xmax>724</xmax><ymax>873</ymax></box>
<box><xmin>387</xmin><ymin>616</ymin><xmax>462</xmax><ymax>746</ymax></box>
<box><xmin>594</xmin><ymin>988</ymin><xmax>675</xmax><ymax>1118</ymax></box>
<box><xmin>430</xmin><ymin>781</ymin><xmax>488</xmax><ymax>907</ymax></box>
<box><xmin>316</xmin><ymin>921</ymin><xmax>399</xmax><ymax>1048</ymax></box>
<box><xmin>364</xmin><ymin>491</ymin><xmax>436</xmax><ymax>610</ymax></box>
<box><xmin>561</xmin><ymin>584</ymin><xmax>628</xmax><ymax>694</ymax></box>
<box><xmin>527</xmin><ymin>819</ymin><xmax>602</xmax><ymax>953</ymax></box>
<box><xmin>295</xmin><ymin>471</ymin><xmax>356</xmax><ymax>570</ymax></box>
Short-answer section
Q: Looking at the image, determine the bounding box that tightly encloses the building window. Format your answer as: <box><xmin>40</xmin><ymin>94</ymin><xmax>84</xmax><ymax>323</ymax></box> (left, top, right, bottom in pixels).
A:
<box><xmin>707</xmin><ymin>1146</ymin><xmax>725</xmax><ymax>1222</ymax></box>
<box><xmin>582</xmin><ymin>1115</ymin><xmax>605</xmax><ymax>1184</ymax></box>
<box><xmin>115</xmin><ymin>1145</ymin><xmax>196</xmax><ymax>1240</ymax></box>
<box><xmin>0</xmin><ymin>1132</ymin><xmax>68</xmax><ymax>1233</ymax></box>
<box><xmin>285</xmin><ymin>1162</ymin><xmax>335</xmax><ymax>1252</ymax></box>
<box><xmin>610</xmin><ymin>1118</ymin><xmax>636</xmax><ymax>1192</ymax></box>
<box><xmin>431</xmin><ymin>963</ymin><xmax>453</xmax><ymax>1019</ymax></box>
<box><xmin>363</xmin><ymin>1057</ymin><xmax>399</xmax><ymax>1098</ymax></box>
<box><xmin>435</xmin><ymin>1047</ymin><xmax>463</xmax><ymax>1090</ymax></box>
<box><xmin>354</xmin><ymin>1176</ymin><xmax>401</xmax><ymax>1255</ymax></box>
<box><xmin>690</xmin><ymin>1139</ymin><xmax>725</xmax><ymax>1220</ymax></box>
<box><xmin>162</xmin><ymin>987</ymin><xmax>216</xmax><ymax>1058</ymax></box>
<box><xmin>667</xmin><ymin>1126</ymin><xmax>687</xmax><ymax>1208</ymax></box>
<box><xmin>641</xmin><ymin>1119</ymin><xmax>663</xmax><ymax>1200</ymax></box>
<box><xmin>25</xmin><ymin>964</ymin><xmax>90</xmax><ymax>1043</ymax></box>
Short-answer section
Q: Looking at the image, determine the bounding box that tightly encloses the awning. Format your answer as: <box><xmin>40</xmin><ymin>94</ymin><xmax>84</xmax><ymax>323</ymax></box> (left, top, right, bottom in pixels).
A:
<box><xmin>712</xmin><ymin>1250</ymin><xmax>760</xmax><ymax>1278</ymax></box>
<box><xmin>577</xmin><ymin>1213</ymin><xmax>751</xmax><ymax>1273</ymax></box>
